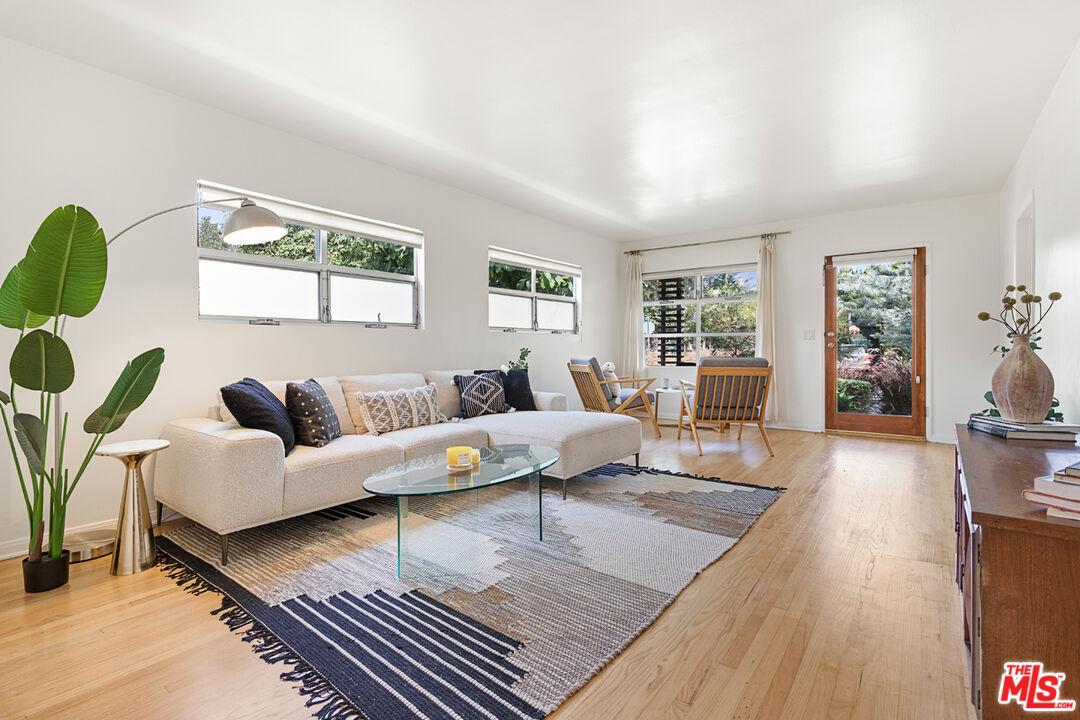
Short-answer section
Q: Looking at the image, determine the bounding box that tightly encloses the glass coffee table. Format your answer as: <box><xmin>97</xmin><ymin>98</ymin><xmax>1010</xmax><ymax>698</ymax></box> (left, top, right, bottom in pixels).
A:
<box><xmin>363</xmin><ymin>444</ymin><xmax>559</xmax><ymax>578</ymax></box>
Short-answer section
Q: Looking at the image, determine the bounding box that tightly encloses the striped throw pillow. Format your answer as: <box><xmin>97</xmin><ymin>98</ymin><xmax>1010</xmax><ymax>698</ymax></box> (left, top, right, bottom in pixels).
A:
<box><xmin>353</xmin><ymin>383</ymin><xmax>447</xmax><ymax>436</ymax></box>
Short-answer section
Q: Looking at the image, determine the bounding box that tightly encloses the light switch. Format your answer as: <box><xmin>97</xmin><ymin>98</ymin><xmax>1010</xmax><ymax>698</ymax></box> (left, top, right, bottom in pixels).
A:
<box><xmin>803</xmin><ymin>329</ymin><xmax>816</xmax><ymax>340</ymax></box>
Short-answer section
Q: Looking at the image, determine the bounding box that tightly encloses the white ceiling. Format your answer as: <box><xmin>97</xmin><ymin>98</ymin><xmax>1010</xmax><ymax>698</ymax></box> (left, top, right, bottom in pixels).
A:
<box><xmin>2</xmin><ymin>1</ymin><xmax>1079</xmax><ymax>240</ymax></box>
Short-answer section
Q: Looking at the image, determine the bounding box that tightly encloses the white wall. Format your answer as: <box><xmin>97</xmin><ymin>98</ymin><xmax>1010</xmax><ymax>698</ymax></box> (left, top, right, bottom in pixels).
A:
<box><xmin>0</xmin><ymin>38</ymin><xmax>620</xmax><ymax>558</ymax></box>
<box><xmin>1001</xmin><ymin>40</ymin><xmax>1080</xmax><ymax>424</ymax></box>
<box><xmin>620</xmin><ymin>194</ymin><xmax>1002</xmax><ymax>443</ymax></box>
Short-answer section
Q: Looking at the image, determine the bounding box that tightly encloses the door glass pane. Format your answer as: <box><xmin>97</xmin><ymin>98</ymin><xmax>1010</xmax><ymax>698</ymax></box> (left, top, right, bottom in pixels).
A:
<box><xmin>835</xmin><ymin>260</ymin><xmax>913</xmax><ymax>416</ymax></box>
<box><xmin>331</xmin><ymin>274</ymin><xmax>415</xmax><ymax>324</ymax></box>
<box><xmin>644</xmin><ymin>304</ymin><xmax>697</xmax><ymax>334</ymax></box>
<box><xmin>536</xmin><ymin>298</ymin><xmax>575</xmax><ymax>330</ymax></box>
<box><xmin>646</xmin><ymin>336</ymin><xmax>696</xmax><ymax>366</ymax></box>
<box><xmin>489</xmin><ymin>293</ymin><xmax>532</xmax><ymax>328</ymax></box>
<box><xmin>199</xmin><ymin>259</ymin><xmax>320</xmax><ymax>320</ymax></box>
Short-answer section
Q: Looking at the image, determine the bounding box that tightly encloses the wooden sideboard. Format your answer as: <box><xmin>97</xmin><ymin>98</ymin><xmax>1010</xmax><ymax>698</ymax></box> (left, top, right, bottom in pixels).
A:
<box><xmin>955</xmin><ymin>424</ymin><xmax>1080</xmax><ymax>718</ymax></box>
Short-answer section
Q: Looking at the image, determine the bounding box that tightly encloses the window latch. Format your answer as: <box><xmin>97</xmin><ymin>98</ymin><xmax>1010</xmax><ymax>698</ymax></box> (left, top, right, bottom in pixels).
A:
<box><xmin>249</xmin><ymin>318</ymin><xmax>280</xmax><ymax>326</ymax></box>
<box><xmin>365</xmin><ymin>312</ymin><xmax>388</xmax><ymax>329</ymax></box>
<box><xmin>503</xmin><ymin>328</ymin><xmax>518</xmax><ymax>333</ymax></box>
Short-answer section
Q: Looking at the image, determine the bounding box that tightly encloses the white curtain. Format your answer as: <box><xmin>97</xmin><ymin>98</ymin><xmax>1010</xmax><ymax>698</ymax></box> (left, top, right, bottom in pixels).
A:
<box><xmin>756</xmin><ymin>234</ymin><xmax>778</xmax><ymax>422</ymax></box>
<box><xmin>620</xmin><ymin>252</ymin><xmax>645</xmax><ymax>378</ymax></box>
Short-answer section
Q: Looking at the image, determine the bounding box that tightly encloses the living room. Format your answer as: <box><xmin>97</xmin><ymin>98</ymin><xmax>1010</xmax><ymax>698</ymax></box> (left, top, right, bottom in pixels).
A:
<box><xmin>2</xmin><ymin>2</ymin><xmax>1080</xmax><ymax>719</ymax></box>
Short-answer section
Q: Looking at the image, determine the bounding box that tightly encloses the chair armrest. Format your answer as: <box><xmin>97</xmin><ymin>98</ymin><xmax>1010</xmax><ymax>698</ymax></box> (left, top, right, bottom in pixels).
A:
<box><xmin>532</xmin><ymin>391</ymin><xmax>568</xmax><ymax>411</ymax></box>
<box><xmin>153</xmin><ymin>418</ymin><xmax>287</xmax><ymax>534</ymax></box>
<box><xmin>679</xmin><ymin>380</ymin><xmax>696</xmax><ymax>387</ymax></box>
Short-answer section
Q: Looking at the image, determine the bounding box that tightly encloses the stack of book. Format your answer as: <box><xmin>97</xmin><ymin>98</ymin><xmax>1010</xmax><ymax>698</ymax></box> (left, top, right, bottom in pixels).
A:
<box><xmin>967</xmin><ymin>414</ymin><xmax>1080</xmax><ymax>442</ymax></box>
<box><xmin>1022</xmin><ymin>463</ymin><xmax>1080</xmax><ymax>522</ymax></box>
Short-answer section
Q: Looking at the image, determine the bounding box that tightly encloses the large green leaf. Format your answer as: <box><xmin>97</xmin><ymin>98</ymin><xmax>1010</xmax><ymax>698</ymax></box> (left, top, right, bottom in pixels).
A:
<box><xmin>10</xmin><ymin>329</ymin><xmax>74</xmax><ymax>392</ymax></box>
<box><xmin>83</xmin><ymin>348</ymin><xmax>165</xmax><ymax>434</ymax></box>
<box><xmin>13</xmin><ymin>413</ymin><xmax>46</xmax><ymax>475</ymax></box>
<box><xmin>0</xmin><ymin>263</ymin><xmax>48</xmax><ymax>330</ymax></box>
<box><xmin>19</xmin><ymin>205</ymin><xmax>107</xmax><ymax>318</ymax></box>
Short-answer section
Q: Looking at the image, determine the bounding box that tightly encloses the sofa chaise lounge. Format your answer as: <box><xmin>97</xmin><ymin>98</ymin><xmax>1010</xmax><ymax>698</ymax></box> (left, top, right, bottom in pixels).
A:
<box><xmin>154</xmin><ymin>370</ymin><xmax>642</xmax><ymax>563</ymax></box>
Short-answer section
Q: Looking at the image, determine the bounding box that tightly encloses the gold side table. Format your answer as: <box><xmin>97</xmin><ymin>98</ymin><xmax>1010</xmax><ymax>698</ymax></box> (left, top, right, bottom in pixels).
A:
<box><xmin>96</xmin><ymin>439</ymin><xmax>170</xmax><ymax>576</ymax></box>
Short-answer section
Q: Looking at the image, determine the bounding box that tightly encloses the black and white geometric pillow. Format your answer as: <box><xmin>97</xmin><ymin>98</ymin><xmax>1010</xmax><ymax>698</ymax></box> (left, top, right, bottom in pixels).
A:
<box><xmin>353</xmin><ymin>383</ymin><xmax>447</xmax><ymax>436</ymax></box>
<box><xmin>286</xmin><ymin>379</ymin><xmax>342</xmax><ymax>447</ymax></box>
<box><xmin>454</xmin><ymin>371</ymin><xmax>514</xmax><ymax>419</ymax></box>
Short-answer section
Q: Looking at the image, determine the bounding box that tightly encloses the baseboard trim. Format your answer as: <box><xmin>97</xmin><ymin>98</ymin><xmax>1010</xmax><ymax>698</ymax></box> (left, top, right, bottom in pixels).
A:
<box><xmin>826</xmin><ymin>429</ymin><xmax>927</xmax><ymax>442</ymax></box>
<box><xmin>0</xmin><ymin>517</ymin><xmax>118</xmax><ymax>561</ymax></box>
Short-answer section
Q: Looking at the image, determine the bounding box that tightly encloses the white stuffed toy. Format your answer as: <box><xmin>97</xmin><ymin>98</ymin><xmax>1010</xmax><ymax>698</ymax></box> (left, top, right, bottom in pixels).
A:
<box><xmin>600</xmin><ymin>361</ymin><xmax>621</xmax><ymax>394</ymax></box>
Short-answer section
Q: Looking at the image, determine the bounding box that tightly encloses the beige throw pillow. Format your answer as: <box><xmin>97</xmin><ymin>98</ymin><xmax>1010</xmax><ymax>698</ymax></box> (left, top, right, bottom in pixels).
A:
<box><xmin>352</xmin><ymin>383</ymin><xmax>448</xmax><ymax>436</ymax></box>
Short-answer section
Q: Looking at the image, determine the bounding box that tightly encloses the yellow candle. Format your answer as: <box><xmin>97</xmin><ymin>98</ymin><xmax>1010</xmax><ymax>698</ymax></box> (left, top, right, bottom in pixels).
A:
<box><xmin>447</xmin><ymin>446</ymin><xmax>472</xmax><ymax>466</ymax></box>
<box><xmin>471</xmin><ymin>448</ymin><xmax>481</xmax><ymax>465</ymax></box>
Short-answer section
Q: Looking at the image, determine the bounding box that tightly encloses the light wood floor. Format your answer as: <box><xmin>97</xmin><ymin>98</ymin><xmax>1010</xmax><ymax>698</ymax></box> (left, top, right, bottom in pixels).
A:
<box><xmin>0</xmin><ymin>428</ymin><xmax>976</xmax><ymax>720</ymax></box>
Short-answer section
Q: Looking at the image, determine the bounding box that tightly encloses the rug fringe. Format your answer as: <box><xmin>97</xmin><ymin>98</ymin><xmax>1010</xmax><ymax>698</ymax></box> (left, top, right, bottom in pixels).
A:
<box><xmin>583</xmin><ymin>461</ymin><xmax>786</xmax><ymax>492</ymax></box>
<box><xmin>155</xmin><ymin>550</ymin><xmax>367</xmax><ymax>720</ymax></box>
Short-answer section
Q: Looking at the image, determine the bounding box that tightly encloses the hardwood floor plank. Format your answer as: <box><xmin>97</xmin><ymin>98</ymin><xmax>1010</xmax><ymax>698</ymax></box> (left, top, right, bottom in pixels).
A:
<box><xmin>0</xmin><ymin>428</ymin><xmax>976</xmax><ymax>720</ymax></box>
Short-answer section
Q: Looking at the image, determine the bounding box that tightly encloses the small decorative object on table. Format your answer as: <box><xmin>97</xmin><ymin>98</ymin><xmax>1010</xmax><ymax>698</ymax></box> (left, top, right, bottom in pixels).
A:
<box><xmin>978</xmin><ymin>285</ymin><xmax>1062</xmax><ymax>423</ymax></box>
<box><xmin>446</xmin><ymin>445</ymin><xmax>474</xmax><ymax>472</ymax></box>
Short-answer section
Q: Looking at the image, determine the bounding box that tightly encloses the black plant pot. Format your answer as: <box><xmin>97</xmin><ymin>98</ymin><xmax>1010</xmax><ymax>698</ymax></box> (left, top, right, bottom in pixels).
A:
<box><xmin>22</xmin><ymin>550</ymin><xmax>70</xmax><ymax>593</ymax></box>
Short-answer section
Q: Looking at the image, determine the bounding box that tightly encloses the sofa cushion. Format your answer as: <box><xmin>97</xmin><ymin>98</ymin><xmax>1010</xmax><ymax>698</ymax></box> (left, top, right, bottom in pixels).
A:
<box><xmin>286</xmin><ymin>379</ymin><xmax>342</xmax><ymax>447</ymax></box>
<box><xmin>220</xmin><ymin>378</ymin><xmax>296</xmax><ymax>455</ymax></box>
<box><xmin>423</xmin><ymin>369</ymin><xmax>474</xmax><ymax>419</ymax></box>
<box><xmin>455</xmin><ymin>372</ymin><xmax>513</xmax><ymax>418</ymax></box>
<box><xmin>462</xmin><ymin>410</ymin><xmax>640</xmax><ymax>480</ymax></box>
<box><xmin>218</xmin><ymin>377</ymin><xmax>355</xmax><ymax>435</ymax></box>
<box><xmin>341</xmin><ymin>373</ymin><xmax>427</xmax><ymax>434</ymax></box>
<box><xmin>612</xmin><ymin>388</ymin><xmax>655</xmax><ymax>411</ymax></box>
<box><xmin>352</xmin><ymin>383</ymin><xmax>447</xmax><ymax>436</ymax></box>
<box><xmin>571</xmin><ymin>356</ymin><xmax>614</xmax><ymax>401</ymax></box>
<box><xmin>382</xmin><ymin>422</ymin><xmax>489</xmax><ymax>461</ymax></box>
<box><xmin>282</xmin><ymin>434</ymin><xmax>404</xmax><ymax>516</ymax></box>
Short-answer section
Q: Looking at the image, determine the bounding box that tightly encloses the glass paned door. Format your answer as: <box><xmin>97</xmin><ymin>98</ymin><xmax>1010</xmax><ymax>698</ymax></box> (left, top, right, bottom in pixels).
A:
<box><xmin>824</xmin><ymin>248</ymin><xmax>925</xmax><ymax>436</ymax></box>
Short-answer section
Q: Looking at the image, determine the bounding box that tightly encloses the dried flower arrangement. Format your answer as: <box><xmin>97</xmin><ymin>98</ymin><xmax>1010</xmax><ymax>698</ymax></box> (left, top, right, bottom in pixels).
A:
<box><xmin>977</xmin><ymin>284</ymin><xmax>1062</xmax><ymax>335</ymax></box>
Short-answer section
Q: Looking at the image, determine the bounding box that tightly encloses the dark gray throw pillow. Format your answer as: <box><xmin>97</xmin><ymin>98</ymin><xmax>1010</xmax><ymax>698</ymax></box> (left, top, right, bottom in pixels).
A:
<box><xmin>220</xmin><ymin>377</ymin><xmax>296</xmax><ymax>455</ymax></box>
<box><xmin>454</xmin><ymin>371</ymin><xmax>513</xmax><ymax>418</ymax></box>
<box><xmin>286</xmin><ymin>379</ymin><xmax>342</xmax><ymax>447</ymax></box>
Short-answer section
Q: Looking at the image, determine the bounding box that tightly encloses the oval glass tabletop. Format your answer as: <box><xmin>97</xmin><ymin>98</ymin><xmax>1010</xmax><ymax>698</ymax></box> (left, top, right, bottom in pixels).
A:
<box><xmin>363</xmin><ymin>444</ymin><xmax>559</xmax><ymax>497</ymax></box>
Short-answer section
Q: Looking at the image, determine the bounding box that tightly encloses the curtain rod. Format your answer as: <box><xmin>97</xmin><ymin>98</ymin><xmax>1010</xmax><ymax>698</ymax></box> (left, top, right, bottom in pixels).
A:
<box><xmin>624</xmin><ymin>230</ymin><xmax>791</xmax><ymax>255</ymax></box>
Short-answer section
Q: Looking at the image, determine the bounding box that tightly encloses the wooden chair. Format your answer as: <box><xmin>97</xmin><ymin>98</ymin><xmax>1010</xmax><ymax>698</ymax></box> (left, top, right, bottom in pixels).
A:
<box><xmin>677</xmin><ymin>360</ymin><xmax>774</xmax><ymax>456</ymax></box>
<box><xmin>567</xmin><ymin>361</ymin><xmax>662</xmax><ymax>439</ymax></box>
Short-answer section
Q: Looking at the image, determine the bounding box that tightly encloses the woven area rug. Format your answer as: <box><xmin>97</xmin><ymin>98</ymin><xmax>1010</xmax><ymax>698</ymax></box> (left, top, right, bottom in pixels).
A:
<box><xmin>158</xmin><ymin>463</ymin><xmax>782</xmax><ymax>720</ymax></box>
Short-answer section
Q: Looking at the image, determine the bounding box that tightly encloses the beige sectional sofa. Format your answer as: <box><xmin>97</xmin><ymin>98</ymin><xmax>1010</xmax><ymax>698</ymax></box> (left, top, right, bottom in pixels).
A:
<box><xmin>154</xmin><ymin>370</ymin><xmax>642</xmax><ymax>562</ymax></box>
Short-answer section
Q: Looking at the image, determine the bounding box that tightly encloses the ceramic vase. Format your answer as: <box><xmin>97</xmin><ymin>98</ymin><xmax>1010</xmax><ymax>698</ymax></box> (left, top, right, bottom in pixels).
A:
<box><xmin>991</xmin><ymin>334</ymin><xmax>1054</xmax><ymax>424</ymax></box>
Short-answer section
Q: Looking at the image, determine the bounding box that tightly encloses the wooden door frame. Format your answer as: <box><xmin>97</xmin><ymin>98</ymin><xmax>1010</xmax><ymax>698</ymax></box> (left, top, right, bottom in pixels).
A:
<box><xmin>824</xmin><ymin>247</ymin><xmax>926</xmax><ymax>437</ymax></box>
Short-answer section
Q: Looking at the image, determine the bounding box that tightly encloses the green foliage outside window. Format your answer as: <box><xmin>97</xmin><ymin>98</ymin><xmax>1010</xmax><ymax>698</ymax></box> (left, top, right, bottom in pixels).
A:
<box><xmin>837</xmin><ymin>378</ymin><xmax>873</xmax><ymax>413</ymax></box>
<box><xmin>488</xmin><ymin>262</ymin><xmax>531</xmax><ymax>291</ymax></box>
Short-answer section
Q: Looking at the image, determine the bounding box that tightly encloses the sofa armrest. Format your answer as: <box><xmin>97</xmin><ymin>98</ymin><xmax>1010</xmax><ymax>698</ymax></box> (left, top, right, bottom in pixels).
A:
<box><xmin>154</xmin><ymin>418</ymin><xmax>287</xmax><ymax>534</ymax></box>
<box><xmin>533</xmin><ymin>392</ymin><xmax>568</xmax><ymax>412</ymax></box>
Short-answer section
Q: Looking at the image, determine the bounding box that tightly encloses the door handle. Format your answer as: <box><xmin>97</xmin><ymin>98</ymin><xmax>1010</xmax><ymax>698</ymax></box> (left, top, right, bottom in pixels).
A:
<box><xmin>827</xmin><ymin>342</ymin><xmax>835</xmax><ymax>348</ymax></box>
<box><xmin>916</xmin><ymin>375</ymin><xmax>921</xmax><ymax>384</ymax></box>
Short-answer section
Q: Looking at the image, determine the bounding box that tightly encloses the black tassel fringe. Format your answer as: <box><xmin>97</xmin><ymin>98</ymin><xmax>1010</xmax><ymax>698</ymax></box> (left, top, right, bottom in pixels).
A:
<box><xmin>581</xmin><ymin>461</ymin><xmax>786</xmax><ymax>492</ymax></box>
<box><xmin>155</xmin><ymin>551</ymin><xmax>368</xmax><ymax>720</ymax></box>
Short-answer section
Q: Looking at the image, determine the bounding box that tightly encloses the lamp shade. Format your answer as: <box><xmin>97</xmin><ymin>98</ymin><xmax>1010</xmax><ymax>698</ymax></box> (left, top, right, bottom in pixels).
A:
<box><xmin>223</xmin><ymin>199</ymin><xmax>288</xmax><ymax>245</ymax></box>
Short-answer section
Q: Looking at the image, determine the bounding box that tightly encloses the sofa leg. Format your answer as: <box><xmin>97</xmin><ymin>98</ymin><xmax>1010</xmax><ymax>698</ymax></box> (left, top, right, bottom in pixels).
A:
<box><xmin>220</xmin><ymin>534</ymin><xmax>230</xmax><ymax>566</ymax></box>
<box><xmin>635</xmin><ymin>453</ymin><xmax>640</xmax><ymax>468</ymax></box>
<box><xmin>157</xmin><ymin>501</ymin><xmax>164</xmax><ymax>528</ymax></box>
<box><xmin>562</xmin><ymin>478</ymin><xmax>568</xmax><ymax>500</ymax></box>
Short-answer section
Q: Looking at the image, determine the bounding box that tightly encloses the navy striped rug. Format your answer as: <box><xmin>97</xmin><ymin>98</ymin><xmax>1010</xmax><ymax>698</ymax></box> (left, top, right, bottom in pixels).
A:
<box><xmin>159</xmin><ymin>463</ymin><xmax>782</xmax><ymax>720</ymax></box>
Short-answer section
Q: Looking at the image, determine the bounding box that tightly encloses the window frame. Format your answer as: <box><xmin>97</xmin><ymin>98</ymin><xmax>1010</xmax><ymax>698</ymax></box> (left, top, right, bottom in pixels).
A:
<box><xmin>643</xmin><ymin>263</ymin><xmax>758</xmax><ymax>366</ymax></box>
<box><xmin>487</xmin><ymin>255</ymin><xmax>580</xmax><ymax>334</ymax></box>
<box><xmin>196</xmin><ymin>192</ymin><xmax>421</xmax><ymax>328</ymax></box>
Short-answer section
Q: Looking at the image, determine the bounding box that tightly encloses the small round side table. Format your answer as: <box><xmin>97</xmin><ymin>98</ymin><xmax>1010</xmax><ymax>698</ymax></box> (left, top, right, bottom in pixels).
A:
<box><xmin>96</xmin><ymin>439</ymin><xmax>170</xmax><ymax>576</ymax></box>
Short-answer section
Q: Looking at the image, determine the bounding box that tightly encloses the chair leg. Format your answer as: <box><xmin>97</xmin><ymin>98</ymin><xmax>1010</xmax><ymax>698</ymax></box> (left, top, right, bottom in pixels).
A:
<box><xmin>737</xmin><ymin>423</ymin><xmax>744</xmax><ymax>440</ymax></box>
<box><xmin>156</xmin><ymin>501</ymin><xmax>164</xmax><ymax>528</ymax></box>
<box><xmin>758</xmin><ymin>422</ymin><xmax>774</xmax><ymax>457</ymax></box>
<box><xmin>641</xmin><ymin>393</ymin><xmax>662</xmax><ymax>439</ymax></box>
<box><xmin>220</xmin><ymin>533</ymin><xmax>231</xmax><ymax>565</ymax></box>
<box><xmin>677</xmin><ymin>396</ymin><xmax>684</xmax><ymax>439</ymax></box>
<box><xmin>689</xmin><ymin>417</ymin><xmax>703</xmax><ymax>456</ymax></box>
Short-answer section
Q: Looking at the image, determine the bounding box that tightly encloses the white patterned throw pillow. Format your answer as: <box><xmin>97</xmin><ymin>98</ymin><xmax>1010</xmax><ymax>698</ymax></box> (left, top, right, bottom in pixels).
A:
<box><xmin>352</xmin><ymin>383</ymin><xmax>447</xmax><ymax>436</ymax></box>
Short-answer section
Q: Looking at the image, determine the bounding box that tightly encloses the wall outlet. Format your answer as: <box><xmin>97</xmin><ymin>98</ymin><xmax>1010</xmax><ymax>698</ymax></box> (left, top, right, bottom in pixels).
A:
<box><xmin>803</xmin><ymin>329</ymin><xmax>816</xmax><ymax>340</ymax></box>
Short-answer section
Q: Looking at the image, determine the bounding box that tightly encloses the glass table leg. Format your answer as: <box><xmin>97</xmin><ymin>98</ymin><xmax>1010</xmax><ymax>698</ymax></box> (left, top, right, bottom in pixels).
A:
<box><xmin>529</xmin><ymin>472</ymin><xmax>543</xmax><ymax>541</ymax></box>
<box><xmin>397</xmin><ymin>495</ymin><xmax>408</xmax><ymax>579</ymax></box>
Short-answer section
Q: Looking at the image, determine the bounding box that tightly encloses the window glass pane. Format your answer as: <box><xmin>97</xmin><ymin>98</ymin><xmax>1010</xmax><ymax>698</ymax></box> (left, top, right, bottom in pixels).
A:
<box><xmin>199</xmin><ymin>259</ymin><xmax>320</xmax><ymax>320</ymax></box>
<box><xmin>327</xmin><ymin>232</ymin><xmax>414</xmax><ymax>275</ymax></box>
<box><xmin>536</xmin><ymin>271</ymin><xmax>574</xmax><ymax>297</ymax></box>
<box><xmin>643</xmin><ymin>276</ymin><xmax>695</xmax><ymax>302</ymax></box>
<box><xmin>489</xmin><ymin>262</ymin><xmax>532</xmax><ymax>291</ymax></box>
<box><xmin>701</xmin><ymin>335</ymin><xmax>756</xmax><ymax>358</ymax></box>
<box><xmin>646</xmin><ymin>336</ymin><xmax>696</xmax><ymax>366</ymax></box>
<box><xmin>701</xmin><ymin>301</ymin><xmax>757</xmax><ymax>333</ymax></box>
<box><xmin>198</xmin><ymin>207</ymin><xmax>317</xmax><ymax>262</ymax></box>
<box><xmin>330</xmin><ymin>274</ymin><xmax>414</xmax><ymax>324</ymax></box>
<box><xmin>489</xmin><ymin>293</ymin><xmax>532</xmax><ymax>328</ymax></box>
<box><xmin>644</xmin><ymin>304</ymin><xmax>697</xmax><ymax>334</ymax></box>
<box><xmin>701</xmin><ymin>271</ymin><xmax>758</xmax><ymax>297</ymax></box>
<box><xmin>536</xmin><ymin>298</ymin><xmax>575</xmax><ymax>330</ymax></box>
